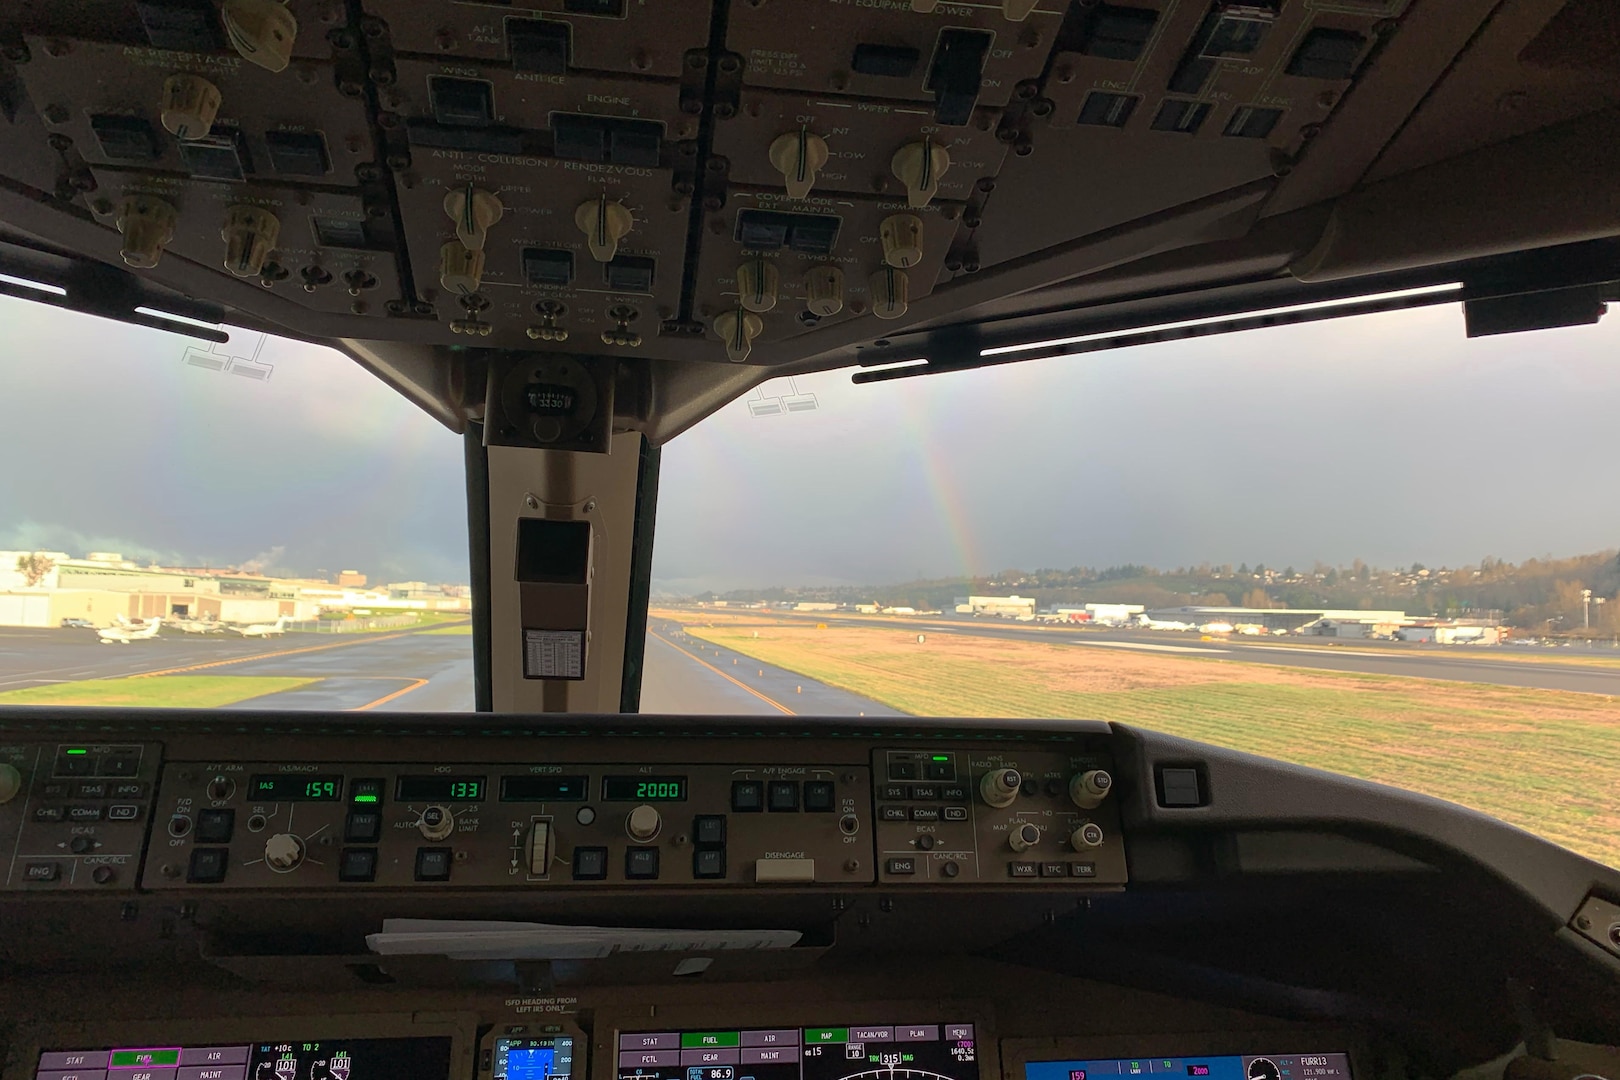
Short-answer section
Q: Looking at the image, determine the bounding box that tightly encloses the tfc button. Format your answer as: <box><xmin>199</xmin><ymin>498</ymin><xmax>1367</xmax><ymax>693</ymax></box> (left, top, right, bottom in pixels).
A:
<box><xmin>1039</xmin><ymin>861</ymin><xmax>1068</xmax><ymax>877</ymax></box>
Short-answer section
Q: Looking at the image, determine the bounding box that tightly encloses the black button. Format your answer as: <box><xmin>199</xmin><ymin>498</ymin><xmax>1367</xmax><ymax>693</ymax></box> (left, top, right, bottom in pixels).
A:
<box><xmin>415</xmin><ymin>847</ymin><xmax>453</xmax><ymax>881</ymax></box>
<box><xmin>887</xmin><ymin>759</ymin><xmax>918</xmax><ymax>780</ymax></box>
<box><xmin>731</xmin><ymin>781</ymin><xmax>763</xmax><ymax>812</ymax></box>
<box><xmin>264</xmin><ymin>129</ymin><xmax>331</xmax><ymax>177</ymax></box>
<box><xmin>54</xmin><ymin>754</ymin><xmax>94</xmax><ymax>777</ymax></box>
<box><xmin>886</xmin><ymin>857</ymin><xmax>916</xmax><ymax>875</ymax></box>
<box><xmin>941</xmin><ymin>785</ymin><xmax>968</xmax><ymax>801</ymax></box>
<box><xmin>136</xmin><ymin>0</ymin><xmax>226</xmax><ymax>51</ymax></box>
<box><xmin>881</xmin><ymin>784</ymin><xmax>907</xmax><ymax>800</ymax></box>
<box><xmin>32</xmin><ymin>805</ymin><xmax>64</xmax><ymax>823</ymax></box>
<box><xmin>572</xmin><ymin>845</ymin><xmax>608</xmax><ymax>880</ymax></box>
<box><xmin>625</xmin><ymin>846</ymin><xmax>659</xmax><ymax>880</ymax></box>
<box><xmin>99</xmin><ymin>753</ymin><xmax>140</xmax><ymax>777</ymax></box>
<box><xmin>41</xmin><ymin>782</ymin><xmax>70</xmax><ymax>798</ymax></box>
<box><xmin>92</xmin><ymin>865</ymin><xmax>116</xmax><ymax>885</ymax></box>
<box><xmin>66</xmin><ymin>805</ymin><xmax>102</xmax><ymax>823</ymax></box>
<box><xmin>1158</xmin><ymin>766</ymin><xmax>1204</xmax><ymax>807</ymax></box>
<box><xmin>693</xmin><ymin>848</ymin><xmax>726</xmax><ymax>879</ymax></box>
<box><xmin>188</xmin><ymin>847</ymin><xmax>229</xmax><ymax>883</ymax></box>
<box><xmin>110</xmin><ymin>781</ymin><xmax>146</xmax><ymax>799</ymax></box>
<box><xmin>736</xmin><ymin>210</ymin><xmax>791</xmax><ymax>251</ymax></box>
<box><xmin>74</xmin><ymin>781</ymin><xmax>109</xmax><ymax>799</ymax></box>
<box><xmin>609</xmin><ymin>120</ymin><xmax>662</xmax><ymax>167</ymax></box>
<box><xmin>916</xmin><ymin>834</ymin><xmax>936</xmax><ymax>851</ymax></box>
<box><xmin>507</xmin><ymin>17</ymin><xmax>570</xmax><ymax>74</ymax></box>
<box><xmin>1077</xmin><ymin>90</ymin><xmax>1140</xmax><ymax>128</ymax></box>
<box><xmin>1223</xmin><ymin>105</ymin><xmax>1283</xmax><ymax>139</ymax></box>
<box><xmin>552</xmin><ymin>113</ymin><xmax>607</xmax><ymax>161</ymax></box>
<box><xmin>1040</xmin><ymin>861</ymin><xmax>1068</xmax><ymax>877</ymax></box>
<box><xmin>195</xmin><ymin>808</ymin><xmax>235</xmax><ymax>844</ymax></box>
<box><xmin>523</xmin><ymin>247</ymin><xmax>574</xmax><ymax>287</ymax></box>
<box><xmin>70</xmin><ymin>835</ymin><xmax>94</xmax><ymax>854</ymax></box>
<box><xmin>429</xmin><ymin>76</ymin><xmax>496</xmax><ymax>126</ymax></box>
<box><xmin>910</xmin><ymin>807</ymin><xmax>940</xmax><ymax>822</ymax></box>
<box><xmin>1150</xmin><ymin>98</ymin><xmax>1213</xmax><ymax>134</ymax></box>
<box><xmin>24</xmin><ymin>862</ymin><xmax>60</xmax><ymax>882</ymax></box>
<box><xmin>803</xmin><ymin>781</ymin><xmax>835</xmax><ymax>812</ymax></box>
<box><xmin>851</xmin><ymin>43</ymin><xmax>919</xmax><ymax>78</ymax></box>
<box><xmin>924</xmin><ymin>761</ymin><xmax>954</xmax><ymax>780</ymax></box>
<box><xmin>924</xmin><ymin>28</ymin><xmax>990</xmax><ymax>127</ymax></box>
<box><xmin>910</xmin><ymin>784</ymin><xmax>939</xmax><ymax>800</ymax></box>
<box><xmin>603</xmin><ymin>254</ymin><xmax>655</xmax><ymax>293</ymax></box>
<box><xmin>107</xmin><ymin>804</ymin><xmax>141</xmax><ymax>822</ymax></box>
<box><xmin>339</xmin><ymin>848</ymin><xmax>378</xmax><ymax>882</ymax></box>
<box><xmin>178</xmin><ymin>128</ymin><xmax>250</xmax><ymax>182</ymax></box>
<box><xmin>1074</xmin><ymin>3</ymin><xmax>1159</xmax><ymax>61</ymax></box>
<box><xmin>940</xmin><ymin>860</ymin><xmax>961</xmax><ymax>878</ymax></box>
<box><xmin>694</xmin><ymin>815</ymin><xmax>726</xmax><ymax>846</ymax></box>
<box><xmin>345</xmin><ymin>811</ymin><xmax>381</xmax><ymax>844</ymax></box>
<box><xmin>1008</xmin><ymin>861</ymin><xmax>1038</xmax><ymax>878</ymax></box>
<box><xmin>313</xmin><ymin>215</ymin><xmax>372</xmax><ymax>250</ymax></box>
<box><xmin>943</xmin><ymin>806</ymin><xmax>968</xmax><ymax>821</ymax></box>
<box><xmin>89</xmin><ymin>114</ymin><xmax>161</xmax><ymax>163</ymax></box>
<box><xmin>767</xmin><ymin>780</ymin><xmax>799</xmax><ymax>812</ymax></box>
<box><xmin>787</xmin><ymin>216</ymin><xmax>840</xmax><ymax>255</ymax></box>
<box><xmin>1071</xmin><ymin>861</ymin><xmax>1097</xmax><ymax>878</ymax></box>
<box><xmin>1287</xmin><ymin>28</ymin><xmax>1367</xmax><ymax>80</ymax></box>
<box><xmin>880</xmin><ymin>806</ymin><xmax>907</xmax><ymax>822</ymax></box>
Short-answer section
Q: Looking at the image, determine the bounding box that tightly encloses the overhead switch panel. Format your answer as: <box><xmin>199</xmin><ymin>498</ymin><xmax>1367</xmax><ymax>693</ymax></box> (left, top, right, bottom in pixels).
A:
<box><xmin>136</xmin><ymin>0</ymin><xmax>226</xmax><ymax>52</ymax></box>
<box><xmin>90</xmin><ymin>114</ymin><xmax>162</xmax><ymax>162</ymax></box>
<box><xmin>851</xmin><ymin>44</ymin><xmax>921</xmax><ymax>78</ymax></box>
<box><xmin>508</xmin><ymin>18</ymin><xmax>571</xmax><ymax>74</ymax></box>
<box><xmin>1169</xmin><ymin>2</ymin><xmax>1279</xmax><ymax>95</ymax></box>
<box><xmin>1287</xmin><ymin>28</ymin><xmax>1368</xmax><ymax>80</ymax></box>
<box><xmin>926</xmin><ymin>30</ymin><xmax>992</xmax><ymax>127</ymax></box>
<box><xmin>429</xmin><ymin>76</ymin><xmax>497</xmax><ymax>127</ymax></box>
<box><xmin>263</xmin><ymin>130</ymin><xmax>330</xmax><ymax>177</ymax></box>
<box><xmin>1073</xmin><ymin>4</ymin><xmax>1160</xmax><ymax>61</ymax></box>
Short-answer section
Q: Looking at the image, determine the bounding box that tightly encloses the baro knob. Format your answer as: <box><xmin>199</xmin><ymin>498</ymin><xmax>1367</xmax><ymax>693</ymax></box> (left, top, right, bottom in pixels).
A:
<box><xmin>980</xmin><ymin>767</ymin><xmax>1021</xmax><ymax>808</ymax></box>
<box><xmin>1069</xmin><ymin>769</ymin><xmax>1112</xmax><ymax>809</ymax></box>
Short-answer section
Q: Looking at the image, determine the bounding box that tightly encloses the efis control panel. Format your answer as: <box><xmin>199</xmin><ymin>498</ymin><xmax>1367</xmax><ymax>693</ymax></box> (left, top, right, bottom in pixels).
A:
<box><xmin>0</xmin><ymin>742</ymin><xmax>160</xmax><ymax>891</ymax></box>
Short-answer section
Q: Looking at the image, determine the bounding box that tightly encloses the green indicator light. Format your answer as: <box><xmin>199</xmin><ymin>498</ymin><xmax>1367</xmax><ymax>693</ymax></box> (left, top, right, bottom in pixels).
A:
<box><xmin>354</xmin><ymin>794</ymin><xmax>379</xmax><ymax>803</ymax></box>
<box><xmin>110</xmin><ymin>1051</ymin><xmax>180</xmax><ymax>1068</ymax></box>
<box><xmin>680</xmin><ymin>1033</ymin><xmax>740</xmax><ymax>1049</ymax></box>
<box><xmin>932</xmin><ymin>755</ymin><xmax>949</xmax><ymax>761</ymax></box>
<box><xmin>66</xmin><ymin>749</ymin><xmax>88</xmax><ymax>755</ymax></box>
<box><xmin>803</xmin><ymin>1030</ymin><xmax>849</xmax><ymax>1045</ymax></box>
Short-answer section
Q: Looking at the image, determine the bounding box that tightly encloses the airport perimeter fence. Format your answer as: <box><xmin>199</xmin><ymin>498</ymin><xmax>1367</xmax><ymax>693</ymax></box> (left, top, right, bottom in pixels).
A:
<box><xmin>288</xmin><ymin>615</ymin><xmax>422</xmax><ymax>633</ymax></box>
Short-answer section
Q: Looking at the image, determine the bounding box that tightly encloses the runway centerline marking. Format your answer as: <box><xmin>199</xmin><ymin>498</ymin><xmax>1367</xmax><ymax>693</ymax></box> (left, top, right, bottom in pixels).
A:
<box><xmin>649</xmin><ymin>631</ymin><xmax>795</xmax><ymax>715</ymax></box>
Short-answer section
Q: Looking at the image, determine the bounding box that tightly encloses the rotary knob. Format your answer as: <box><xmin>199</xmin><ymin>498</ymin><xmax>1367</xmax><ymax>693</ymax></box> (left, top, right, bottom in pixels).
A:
<box><xmin>804</xmin><ymin>265</ymin><xmax>844</xmax><ymax>317</ymax></box>
<box><xmin>443</xmin><ymin>185</ymin><xmax>504</xmax><ymax>252</ymax></box>
<box><xmin>768</xmin><ymin>128</ymin><xmax>830</xmax><ymax>200</ymax></box>
<box><xmin>264</xmin><ymin>832</ymin><xmax>305</xmax><ymax>871</ymax></box>
<box><xmin>1008</xmin><ymin>822</ymin><xmax>1040</xmax><ymax>852</ymax></box>
<box><xmin>880</xmin><ymin>214</ymin><xmax>924</xmax><ymax>268</ymax></box>
<box><xmin>869</xmin><ymin>267</ymin><xmax>909</xmax><ymax>320</ymax></box>
<box><xmin>440</xmin><ymin>240</ymin><xmax>485</xmax><ymax>295</ymax></box>
<box><xmin>1071</xmin><ymin>822</ymin><xmax>1105</xmax><ymax>850</ymax></box>
<box><xmin>159</xmin><ymin>74</ymin><xmax>222</xmax><ymax>139</ymax></box>
<box><xmin>115</xmin><ymin>196</ymin><xmax>179</xmax><ymax>269</ymax></box>
<box><xmin>891</xmin><ymin>138</ymin><xmax>951</xmax><ymax>208</ymax></box>
<box><xmin>222</xmin><ymin>205</ymin><xmax>281</xmax><ymax>278</ymax></box>
<box><xmin>714</xmin><ymin>308</ymin><xmax>763</xmax><ymax>362</ymax></box>
<box><xmin>0</xmin><ymin>763</ymin><xmax>21</xmax><ymax>805</ymax></box>
<box><xmin>1069</xmin><ymin>769</ymin><xmax>1112</xmax><ymax>809</ymax></box>
<box><xmin>419</xmin><ymin>804</ymin><xmax>455</xmax><ymax>841</ymax></box>
<box><xmin>626</xmin><ymin>804</ymin><xmax>662</xmax><ymax>841</ymax></box>
<box><xmin>979</xmin><ymin>768</ymin><xmax>1021</xmax><ymax>808</ymax></box>
<box><xmin>736</xmin><ymin>258</ymin><xmax>779</xmax><ymax>313</ymax></box>
<box><xmin>575</xmin><ymin>195</ymin><xmax>634</xmax><ymax>262</ymax></box>
<box><xmin>222</xmin><ymin>0</ymin><xmax>298</xmax><ymax>73</ymax></box>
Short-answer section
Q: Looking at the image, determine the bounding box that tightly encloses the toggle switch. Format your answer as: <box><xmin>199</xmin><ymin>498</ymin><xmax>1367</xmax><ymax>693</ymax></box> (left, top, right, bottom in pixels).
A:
<box><xmin>442</xmin><ymin>184</ymin><xmax>504</xmax><ymax>251</ymax></box>
<box><xmin>115</xmin><ymin>195</ymin><xmax>179</xmax><ymax>269</ymax></box>
<box><xmin>221</xmin><ymin>205</ymin><xmax>281</xmax><ymax>278</ymax></box>
<box><xmin>439</xmin><ymin>240</ymin><xmax>485</xmax><ymax>295</ymax></box>
<box><xmin>159</xmin><ymin>74</ymin><xmax>222</xmax><ymax>139</ymax></box>
<box><xmin>736</xmin><ymin>258</ymin><xmax>779</xmax><ymax>313</ymax></box>
<box><xmin>869</xmin><ymin>266</ymin><xmax>909</xmax><ymax>320</ymax></box>
<box><xmin>714</xmin><ymin>308</ymin><xmax>763</xmax><ymax>362</ymax></box>
<box><xmin>891</xmin><ymin>137</ymin><xmax>951</xmax><ymax>208</ymax></box>
<box><xmin>574</xmin><ymin>195</ymin><xmax>633</xmax><ymax>262</ymax></box>
<box><xmin>768</xmin><ymin>128</ymin><xmax>830</xmax><ymax>200</ymax></box>
<box><xmin>804</xmin><ymin>265</ymin><xmax>844</xmax><ymax>317</ymax></box>
<box><xmin>880</xmin><ymin>213</ymin><xmax>924</xmax><ymax>268</ymax></box>
<box><xmin>221</xmin><ymin>0</ymin><xmax>298</xmax><ymax>73</ymax></box>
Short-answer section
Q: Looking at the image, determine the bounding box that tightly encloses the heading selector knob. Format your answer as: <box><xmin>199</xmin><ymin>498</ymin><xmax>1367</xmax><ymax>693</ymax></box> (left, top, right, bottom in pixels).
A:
<box><xmin>1069</xmin><ymin>769</ymin><xmax>1112</xmax><ymax>809</ymax></box>
<box><xmin>627</xmin><ymin>804</ymin><xmax>662</xmax><ymax>841</ymax></box>
<box><xmin>980</xmin><ymin>767</ymin><xmax>1021</xmax><ymax>808</ymax></box>
<box><xmin>264</xmin><ymin>832</ymin><xmax>305</xmax><ymax>871</ymax></box>
<box><xmin>1008</xmin><ymin>821</ymin><xmax>1040</xmax><ymax>852</ymax></box>
<box><xmin>0</xmin><ymin>763</ymin><xmax>21</xmax><ymax>805</ymax></box>
<box><xmin>419</xmin><ymin>804</ymin><xmax>455</xmax><ymax>841</ymax></box>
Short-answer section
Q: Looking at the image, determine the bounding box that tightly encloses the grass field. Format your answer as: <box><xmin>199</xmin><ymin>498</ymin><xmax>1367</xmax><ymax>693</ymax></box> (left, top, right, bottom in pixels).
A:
<box><xmin>663</xmin><ymin>611</ymin><xmax>1620</xmax><ymax>868</ymax></box>
<box><xmin>418</xmin><ymin>623</ymin><xmax>473</xmax><ymax>635</ymax></box>
<box><xmin>0</xmin><ymin>675</ymin><xmax>319</xmax><ymax>708</ymax></box>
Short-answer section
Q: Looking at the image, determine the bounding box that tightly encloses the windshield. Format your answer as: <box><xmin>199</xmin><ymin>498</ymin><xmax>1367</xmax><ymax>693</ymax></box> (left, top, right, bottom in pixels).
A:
<box><xmin>0</xmin><ymin>296</ymin><xmax>473</xmax><ymax>712</ymax></box>
<box><xmin>640</xmin><ymin>304</ymin><xmax>1620</xmax><ymax>871</ymax></box>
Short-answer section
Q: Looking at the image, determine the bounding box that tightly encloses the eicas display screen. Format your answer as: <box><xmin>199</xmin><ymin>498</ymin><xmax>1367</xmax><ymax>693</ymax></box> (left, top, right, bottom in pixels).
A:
<box><xmin>495</xmin><ymin>1038</ymin><xmax>575</xmax><ymax>1080</ymax></box>
<box><xmin>1025</xmin><ymin>1053</ymin><xmax>1353</xmax><ymax>1080</ymax></box>
<box><xmin>617</xmin><ymin>1024</ymin><xmax>978</xmax><ymax>1080</ymax></box>
<box><xmin>36</xmin><ymin>1037</ymin><xmax>453</xmax><ymax>1080</ymax></box>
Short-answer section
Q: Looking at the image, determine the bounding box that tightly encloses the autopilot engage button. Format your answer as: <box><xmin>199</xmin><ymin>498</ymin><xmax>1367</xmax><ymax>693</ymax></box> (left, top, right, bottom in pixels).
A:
<box><xmin>766</xmin><ymin>780</ymin><xmax>799</xmax><ymax>812</ymax></box>
<box><xmin>188</xmin><ymin>847</ymin><xmax>229</xmax><ymax>883</ymax></box>
<box><xmin>803</xmin><ymin>780</ymin><xmax>835</xmax><ymax>811</ymax></box>
<box><xmin>730</xmin><ymin>780</ymin><xmax>763</xmax><ymax>812</ymax></box>
<box><xmin>572</xmin><ymin>845</ymin><xmax>608</xmax><ymax>880</ymax></box>
<box><xmin>415</xmin><ymin>846</ymin><xmax>452</xmax><ymax>881</ymax></box>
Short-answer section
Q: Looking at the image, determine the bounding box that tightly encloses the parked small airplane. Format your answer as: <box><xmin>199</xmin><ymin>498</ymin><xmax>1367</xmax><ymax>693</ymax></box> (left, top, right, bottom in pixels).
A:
<box><xmin>172</xmin><ymin>617</ymin><xmax>225</xmax><ymax>634</ymax></box>
<box><xmin>227</xmin><ymin>615</ymin><xmax>293</xmax><ymax>638</ymax></box>
<box><xmin>97</xmin><ymin>618</ymin><xmax>161</xmax><ymax>644</ymax></box>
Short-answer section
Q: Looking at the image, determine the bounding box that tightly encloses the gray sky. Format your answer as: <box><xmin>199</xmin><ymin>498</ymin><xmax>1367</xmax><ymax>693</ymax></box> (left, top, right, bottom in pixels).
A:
<box><xmin>3</xmin><ymin>295</ymin><xmax>1618</xmax><ymax>593</ymax></box>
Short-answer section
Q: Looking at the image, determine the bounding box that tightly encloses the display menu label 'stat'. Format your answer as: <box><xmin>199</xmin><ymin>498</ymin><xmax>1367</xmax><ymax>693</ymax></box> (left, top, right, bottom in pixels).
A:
<box><xmin>617</xmin><ymin>1025</ymin><xmax>977</xmax><ymax>1080</ymax></box>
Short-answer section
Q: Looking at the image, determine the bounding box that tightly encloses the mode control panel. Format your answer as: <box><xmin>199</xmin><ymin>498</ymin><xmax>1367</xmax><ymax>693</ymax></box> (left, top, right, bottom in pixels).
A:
<box><xmin>872</xmin><ymin>749</ymin><xmax>1127</xmax><ymax>885</ymax></box>
<box><xmin>0</xmin><ymin>741</ymin><xmax>160</xmax><ymax>891</ymax></box>
<box><xmin>143</xmin><ymin>762</ymin><xmax>873</xmax><ymax>889</ymax></box>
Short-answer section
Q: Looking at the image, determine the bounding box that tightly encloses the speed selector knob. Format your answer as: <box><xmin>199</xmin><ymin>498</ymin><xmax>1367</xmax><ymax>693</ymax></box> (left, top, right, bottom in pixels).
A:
<box><xmin>714</xmin><ymin>308</ymin><xmax>763</xmax><ymax>362</ymax></box>
<box><xmin>116</xmin><ymin>196</ymin><xmax>179</xmax><ymax>269</ymax></box>
<box><xmin>869</xmin><ymin>266</ymin><xmax>909</xmax><ymax>320</ymax></box>
<box><xmin>1071</xmin><ymin>822</ymin><xmax>1105</xmax><ymax>850</ymax></box>
<box><xmin>627</xmin><ymin>804</ymin><xmax>662</xmax><ymax>841</ymax></box>
<box><xmin>891</xmin><ymin>139</ymin><xmax>951</xmax><ymax>209</ymax></box>
<box><xmin>1008</xmin><ymin>822</ymin><xmax>1041</xmax><ymax>852</ymax></box>
<box><xmin>222</xmin><ymin>0</ymin><xmax>298</xmax><ymax>73</ymax></box>
<box><xmin>880</xmin><ymin>214</ymin><xmax>924</xmax><ymax>269</ymax></box>
<box><xmin>440</xmin><ymin>240</ymin><xmax>485</xmax><ymax>295</ymax></box>
<box><xmin>804</xmin><ymin>265</ymin><xmax>844</xmax><ymax>317</ymax></box>
<box><xmin>443</xmin><ymin>185</ymin><xmax>504</xmax><ymax>252</ymax></box>
<box><xmin>159</xmin><ymin>74</ymin><xmax>222</xmax><ymax>139</ymax></box>
<box><xmin>768</xmin><ymin>128</ymin><xmax>830</xmax><ymax>200</ymax></box>
<box><xmin>0</xmin><ymin>763</ymin><xmax>21</xmax><ymax>805</ymax></box>
<box><xmin>264</xmin><ymin>832</ymin><xmax>305</xmax><ymax>871</ymax></box>
<box><xmin>222</xmin><ymin>205</ymin><xmax>281</xmax><ymax>278</ymax></box>
<box><xmin>736</xmin><ymin>258</ymin><xmax>779</xmax><ymax>313</ymax></box>
<box><xmin>980</xmin><ymin>768</ymin><xmax>1021</xmax><ymax>808</ymax></box>
<box><xmin>1069</xmin><ymin>769</ymin><xmax>1112</xmax><ymax>809</ymax></box>
<box><xmin>419</xmin><ymin>805</ymin><xmax>455</xmax><ymax>841</ymax></box>
<box><xmin>575</xmin><ymin>195</ymin><xmax>634</xmax><ymax>262</ymax></box>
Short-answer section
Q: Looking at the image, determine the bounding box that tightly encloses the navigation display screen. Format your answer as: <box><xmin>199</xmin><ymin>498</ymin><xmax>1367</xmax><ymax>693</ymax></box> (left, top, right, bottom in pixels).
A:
<box><xmin>36</xmin><ymin>1037</ymin><xmax>453</xmax><ymax>1080</ymax></box>
<box><xmin>494</xmin><ymin>1037</ymin><xmax>574</xmax><ymax>1080</ymax></box>
<box><xmin>618</xmin><ymin>1025</ymin><xmax>977</xmax><ymax>1080</ymax></box>
<box><xmin>1025</xmin><ymin>1053</ymin><xmax>1352</xmax><ymax>1080</ymax></box>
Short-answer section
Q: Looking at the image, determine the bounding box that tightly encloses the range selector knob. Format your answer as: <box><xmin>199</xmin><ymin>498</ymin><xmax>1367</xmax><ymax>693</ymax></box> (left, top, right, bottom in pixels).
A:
<box><xmin>418</xmin><ymin>805</ymin><xmax>455</xmax><ymax>841</ymax></box>
<box><xmin>1069</xmin><ymin>769</ymin><xmax>1112</xmax><ymax>809</ymax></box>
<box><xmin>626</xmin><ymin>804</ymin><xmax>662</xmax><ymax>841</ymax></box>
<box><xmin>891</xmin><ymin>138</ymin><xmax>951</xmax><ymax>208</ymax></box>
<box><xmin>736</xmin><ymin>258</ymin><xmax>779</xmax><ymax>313</ymax></box>
<box><xmin>222</xmin><ymin>205</ymin><xmax>281</xmax><ymax>278</ymax></box>
<box><xmin>714</xmin><ymin>308</ymin><xmax>763</xmax><ymax>362</ymax></box>
<box><xmin>222</xmin><ymin>0</ymin><xmax>298</xmax><ymax>73</ymax></box>
<box><xmin>440</xmin><ymin>240</ymin><xmax>485</xmax><ymax>295</ymax></box>
<box><xmin>804</xmin><ymin>265</ymin><xmax>844</xmax><ymax>317</ymax></box>
<box><xmin>768</xmin><ymin>128</ymin><xmax>830</xmax><ymax>200</ymax></box>
<box><xmin>116</xmin><ymin>196</ymin><xmax>179</xmax><ymax>269</ymax></box>
<box><xmin>979</xmin><ymin>767</ymin><xmax>1022</xmax><ymax>808</ymax></box>
<box><xmin>443</xmin><ymin>185</ymin><xmax>504</xmax><ymax>251</ymax></box>
<box><xmin>0</xmin><ymin>763</ymin><xmax>21</xmax><ymax>805</ymax></box>
<box><xmin>1008</xmin><ymin>822</ymin><xmax>1041</xmax><ymax>852</ymax></box>
<box><xmin>1071</xmin><ymin>822</ymin><xmax>1105</xmax><ymax>850</ymax></box>
<box><xmin>264</xmin><ymin>832</ymin><xmax>305</xmax><ymax>871</ymax></box>
<box><xmin>880</xmin><ymin>214</ymin><xmax>925</xmax><ymax>269</ymax></box>
<box><xmin>159</xmin><ymin>74</ymin><xmax>222</xmax><ymax>139</ymax></box>
<box><xmin>575</xmin><ymin>195</ymin><xmax>634</xmax><ymax>262</ymax></box>
<box><xmin>869</xmin><ymin>266</ymin><xmax>909</xmax><ymax>320</ymax></box>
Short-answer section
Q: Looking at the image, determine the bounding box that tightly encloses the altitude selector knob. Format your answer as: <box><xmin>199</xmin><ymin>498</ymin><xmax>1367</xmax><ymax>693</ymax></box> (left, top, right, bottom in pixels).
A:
<box><xmin>264</xmin><ymin>832</ymin><xmax>305</xmax><ymax>871</ymax></box>
<box><xmin>627</xmin><ymin>804</ymin><xmax>662</xmax><ymax>841</ymax></box>
<box><xmin>980</xmin><ymin>768</ymin><xmax>1021</xmax><ymax>808</ymax></box>
<box><xmin>1069</xmin><ymin>769</ymin><xmax>1112</xmax><ymax>809</ymax></box>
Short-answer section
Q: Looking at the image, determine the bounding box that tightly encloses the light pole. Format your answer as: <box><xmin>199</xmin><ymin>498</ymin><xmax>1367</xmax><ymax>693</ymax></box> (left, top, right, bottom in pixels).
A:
<box><xmin>1583</xmin><ymin>588</ymin><xmax>1593</xmax><ymax>630</ymax></box>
